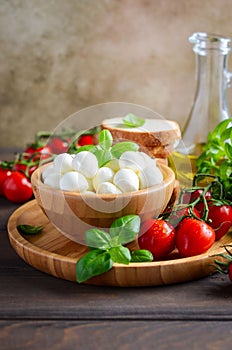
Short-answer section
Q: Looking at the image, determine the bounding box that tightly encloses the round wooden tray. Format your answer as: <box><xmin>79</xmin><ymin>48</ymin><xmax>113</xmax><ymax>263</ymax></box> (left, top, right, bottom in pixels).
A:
<box><xmin>7</xmin><ymin>199</ymin><xmax>232</xmax><ymax>287</ymax></box>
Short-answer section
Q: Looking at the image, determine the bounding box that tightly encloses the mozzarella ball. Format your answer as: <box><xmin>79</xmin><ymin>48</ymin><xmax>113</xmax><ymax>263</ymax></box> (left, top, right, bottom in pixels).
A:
<box><xmin>72</xmin><ymin>151</ymin><xmax>98</xmax><ymax>178</ymax></box>
<box><xmin>113</xmin><ymin>168</ymin><xmax>139</xmax><ymax>193</ymax></box>
<box><xmin>53</xmin><ymin>153</ymin><xmax>74</xmax><ymax>174</ymax></box>
<box><xmin>140</xmin><ymin>152</ymin><xmax>157</xmax><ymax>168</ymax></box>
<box><xmin>42</xmin><ymin>164</ymin><xmax>55</xmax><ymax>181</ymax></box>
<box><xmin>96</xmin><ymin>182</ymin><xmax>122</xmax><ymax>194</ymax></box>
<box><xmin>60</xmin><ymin>171</ymin><xmax>89</xmax><ymax>192</ymax></box>
<box><xmin>93</xmin><ymin>167</ymin><xmax>115</xmax><ymax>191</ymax></box>
<box><xmin>138</xmin><ymin>166</ymin><xmax>163</xmax><ymax>189</ymax></box>
<box><xmin>119</xmin><ymin>151</ymin><xmax>145</xmax><ymax>172</ymax></box>
<box><xmin>44</xmin><ymin>173</ymin><xmax>61</xmax><ymax>189</ymax></box>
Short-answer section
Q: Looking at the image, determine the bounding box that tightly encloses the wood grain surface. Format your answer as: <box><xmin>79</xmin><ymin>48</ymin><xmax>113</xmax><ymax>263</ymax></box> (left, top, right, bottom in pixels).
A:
<box><xmin>7</xmin><ymin>199</ymin><xmax>232</xmax><ymax>287</ymax></box>
<box><xmin>1</xmin><ymin>320</ymin><xmax>232</xmax><ymax>350</ymax></box>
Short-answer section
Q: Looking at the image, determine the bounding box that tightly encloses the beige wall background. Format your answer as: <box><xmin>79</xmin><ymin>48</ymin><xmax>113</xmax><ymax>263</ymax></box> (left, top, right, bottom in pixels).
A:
<box><xmin>1</xmin><ymin>0</ymin><xmax>232</xmax><ymax>147</ymax></box>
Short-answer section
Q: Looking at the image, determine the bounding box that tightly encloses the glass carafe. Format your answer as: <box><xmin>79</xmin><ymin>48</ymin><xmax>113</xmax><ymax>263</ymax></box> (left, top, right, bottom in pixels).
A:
<box><xmin>171</xmin><ymin>32</ymin><xmax>232</xmax><ymax>187</ymax></box>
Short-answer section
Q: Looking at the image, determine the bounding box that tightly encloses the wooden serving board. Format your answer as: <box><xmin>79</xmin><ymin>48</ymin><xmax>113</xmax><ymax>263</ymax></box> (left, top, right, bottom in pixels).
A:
<box><xmin>7</xmin><ymin>199</ymin><xmax>232</xmax><ymax>287</ymax></box>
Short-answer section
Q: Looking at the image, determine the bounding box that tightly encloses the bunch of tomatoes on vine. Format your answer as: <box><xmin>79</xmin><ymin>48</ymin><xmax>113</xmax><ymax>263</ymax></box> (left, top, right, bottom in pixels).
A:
<box><xmin>0</xmin><ymin>130</ymin><xmax>96</xmax><ymax>203</ymax></box>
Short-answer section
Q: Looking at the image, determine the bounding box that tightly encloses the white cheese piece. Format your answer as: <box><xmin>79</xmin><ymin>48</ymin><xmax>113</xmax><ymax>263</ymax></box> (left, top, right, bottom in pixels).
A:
<box><xmin>138</xmin><ymin>166</ymin><xmax>163</xmax><ymax>189</ymax></box>
<box><xmin>42</xmin><ymin>164</ymin><xmax>55</xmax><ymax>181</ymax></box>
<box><xmin>60</xmin><ymin>171</ymin><xmax>89</xmax><ymax>192</ymax></box>
<box><xmin>96</xmin><ymin>182</ymin><xmax>122</xmax><ymax>194</ymax></box>
<box><xmin>113</xmin><ymin>168</ymin><xmax>139</xmax><ymax>193</ymax></box>
<box><xmin>93</xmin><ymin>167</ymin><xmax>115</xmax><ymax>191</ymax></box>
<box><xmin>139</xmin><ymin>152</ymin><xmax>157</xmax><ymax>168</ymax></box>
<box><xmin>72</xmin><ymin>151</ymin><xmax>98</xmax><ymax>178</ymax></box>
<box><xmin>119</xmin><ymin>151</ymin><xmax>145</xmax><ymax>172</ymax></box>
<box><xmin>44</xmin><ymin>173</ymin><xmax>61</xmax><ymax>189</ymax></box>
<box><xmin>53</xmin><ymin>153</ymin><xmax>74</xmax><ymax>174</ymax></box>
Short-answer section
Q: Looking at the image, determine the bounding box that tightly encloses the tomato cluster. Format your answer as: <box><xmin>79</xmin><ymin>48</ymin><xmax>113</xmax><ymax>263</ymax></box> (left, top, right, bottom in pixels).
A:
<box><xmin>0</xmin><ymin>132</ymin><xmax>94</xmax><ymax>203</ymax></box>
<box><xmin>138</xmin><ymin>187</ymin><xmax>232</xmax><ymax>260</ymax></box>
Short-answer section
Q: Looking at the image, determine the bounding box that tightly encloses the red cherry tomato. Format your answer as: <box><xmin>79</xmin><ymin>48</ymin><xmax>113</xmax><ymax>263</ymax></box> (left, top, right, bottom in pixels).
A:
<box><xmin>182</xmin><ymin>189</ymin><xmax>212</xmax><ymax>205</ymax></box>
<box><xmin>13</xmin><ymin>163</ymin><xmax>27</xmax><ymax>173</ymax></box>
<box><xmin>206</xmin><ymin>203</ymin><xmax>232</xmax><ymax>241</ymax></box>
<box><xmin>24</xmin><ymin>145</ymin><xmax>52</xmax><ymax>161</ymax></box>
<box><xmin>0</xmin><ymin>167</ymin><xmax>12</xmax><ymax>196</ymax></box>
<box><xmin>78</xmin><ymin>135</ymin><xmax>94</xmax><ymax>146</ymax></box>
<box><xmin>168</xmin><ymin>206</ymin><xmax>200</xmax><ymax>228</ymax></box>
<box><xmin>138</xmin><ymin>219</ymin><xmax>176</xmax><ymax>260</ymax></box>
<box><xmin>49</xmin><ymin>137</ymin><xmax>69</xmax><ymax>154</ymax></box>
<box><xmin>229</xmin><ymin>263</ymin><xmax>232</xmax><ymax>282</ymax></box>
<box><xmin>176</xmin><ymin>218</ymin><xmax>215</xmax><ymax>258</ymax></box>
<box><xmin>3</xmin><ymin>171</ymin><xmax>33</xmax><ymax>203</ymax></box>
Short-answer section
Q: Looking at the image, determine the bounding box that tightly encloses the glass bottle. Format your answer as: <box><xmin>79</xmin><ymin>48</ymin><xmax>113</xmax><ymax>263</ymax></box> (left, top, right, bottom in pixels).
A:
<box><xmin>171</xmin><ymin>32</ymin><xmax>232</xmax><ymax>187</ymax></box>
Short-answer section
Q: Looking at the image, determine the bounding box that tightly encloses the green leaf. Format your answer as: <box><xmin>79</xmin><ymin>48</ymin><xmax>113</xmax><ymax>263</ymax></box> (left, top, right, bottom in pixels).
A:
<box><xmin>109</xmin><ymin>215</ymin><xmax>141</xmax><ymax>245</ymax></box>
<box><xmin>73</xmin><ymin>145</ymin><xmax>98</xmax><ymax>154</ymax></box>
<box><xmin>99</xmin><ymin>129</ymin><xmax>113</xmax><ymax>150</ymax></box>
<box><xmin>17</xmin><ymin>224</ymin><xmax>43</xmax><ymax>235</ymax></box>
<box><xmin>221</xmin><ymin>126</ymin><xmax>232</xmax><ymax>143</ymax></box>
<box><xmin>94</xmin><ymin>149</ymin><xmax>112</xmax><ymax>167</ymax></box>
<box><xmin>76</xmin><ymin>249</ymin><xmax>113</xmax><ymax>283</ymax></box>
<box><xmin>211</xmin><ymin>119</ymin><xmax>232</xmax><ymax>139</ymax></box>
<box><xmin>131</xmin><ymin>249</ymin><xmax>153</xmax><ymax>262</ymax></box>
<box><xmin>225</xmin><ymin>143</ymin><xmax>232</xmax><ymax>160</ymax></box>
<box><xmin>122</xmin><ymin>113</ymin><xmax>145</xmax><ymax>128</ymax></box>
<box><xmin>85</xmin><ymin>229</ymin><xmax>111</xmax><ymax>249</ymax></box>
<box><xmin>109</xmin><ymin>246</ymin><xmax>131</xmax><ymax>264</ymax></box>
<box><xmin>111</xmin><ymin>142</ymin><xmax>139</xmax><ymax>159</ymax></box>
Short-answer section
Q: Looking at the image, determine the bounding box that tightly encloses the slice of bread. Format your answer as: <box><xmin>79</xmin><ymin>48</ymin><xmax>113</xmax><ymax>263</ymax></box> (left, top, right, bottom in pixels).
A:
<box><xmin>101</xmin><ymin>117</ymin><xmax>181</xmax><ymax>158</ymax></box>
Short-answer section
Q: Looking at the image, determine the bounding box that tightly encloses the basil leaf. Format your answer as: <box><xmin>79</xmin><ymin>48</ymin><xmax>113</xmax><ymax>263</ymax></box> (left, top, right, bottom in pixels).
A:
<box><xmin>211</xmin><ymin>119</ymin><xmax>231</xmax><ymax>139</ymax></box>
<box><xmin>225</xmin><ymin>143</ymin><xmax>232</xmax><ymax>160</ymax></box>
<box><xmin>123</xmin><ymin>113</ymin><xmax>145</xmax><ymax>128</ymax></box>
<box><xmin>109</xmin><ymin>215</ymin><xmax>141</xmax><ymax>245</ymax></box>
<box><xmin>76</xmin><ymin>249</ymin><xmax>113</xmax><ymax>283</ymax></box>
<box><xmin>111</xmin><ymin>142</ymin><xmax>139</xmax><ymax>159</ymax></box>
<box><xmin>131</xmin><ymin>249</ymin><xmax>153</xmax><ymax>262</ymax></box>
<box><xmin>17</xmin><ymin>224</ymin><xmax>43</xmax><ymax>235</ymax></box>
<box><xmin>85</xmin><ymin>228</ymin><xmax>111</xmax><ymax>249</ymax></box>
<box><xmin>109</xmin><ymin>246</ymin><xmax>131</xmax><ymax>265</ymax></box>
<box><xmin>99</xmin><ymin>129</ymin><xmax>113</xmax><ymax>150</ymax></box>
<box><xmin>94</xmin><ymin>149</ymin><xmax>112</xmax><ymax>167</ymax></box>
<box><xmin>73</xmin><ymin>145</ymin><xmax>98</xmax><ymax>154</ymax></box>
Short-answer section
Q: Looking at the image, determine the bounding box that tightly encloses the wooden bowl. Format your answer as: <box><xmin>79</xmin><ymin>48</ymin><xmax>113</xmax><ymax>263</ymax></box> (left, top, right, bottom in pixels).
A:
<box><xmin>31</xmin><ymin>163</ymin><xmax>175</xmax><ymax>245</ymax></box>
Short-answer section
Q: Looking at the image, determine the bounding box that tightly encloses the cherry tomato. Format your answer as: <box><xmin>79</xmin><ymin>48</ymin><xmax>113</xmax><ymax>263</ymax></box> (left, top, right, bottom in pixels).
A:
<box><xmin>0</xmin><ymin>167</ymin><xmax>12</xmax><ymax>196</ymax></box>
<box><xmin>182</xmin><ymin>189</ymin><xmax>212</xmax><ymax>205</ymax></box>
<box><xmin>13</xmin><ymin>163</ymin><xmax>27</xmax><ymax>173</ymax></box>
<box><xmin>168</xmin><ymin>206</ymin><xmax>200</xmax><ymax>228</ymax></box>
<box><xmin>206</xmin><ymin>203</ymin><xmax>232</xmax><ymax>241</ymax></box>
<box><xmin>176</xmin><ymin>218</ymin><xmax>215</xmax><ymax>258</ymax></box>
<box><xmin>138</xmin><ymin>219</ymin><xmax>176</xmax><ymax>260</ymax></box>
<box><xmin>49</xmin><ymin>137</ymin><xmax>69</xmax><ymax>154</ymax></box>
<box><xmin>3</xmin><ymin>171</ymin><xmax>33</xmax><ymax>203</ymax></box>
<box><xmin>78</xmin><ymin>134</ymin><xmax>94</xmax><ymax>146</ymax></box>
<box><xmin>24</xmin><ymin>145</ymin><xmax>52</xmax><ymax>161</ymax></box>
<box><xmin>229</xmin><ymin>263</ymin><xmax>232</xmax><ymax>282</ymax></box>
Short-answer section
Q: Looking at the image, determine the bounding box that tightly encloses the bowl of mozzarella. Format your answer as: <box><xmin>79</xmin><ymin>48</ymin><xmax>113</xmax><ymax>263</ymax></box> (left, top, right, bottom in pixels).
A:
<box><xmin>31</xmin><ymin>147</ymin><xmax>175</xmax><ymax>244</ymax></box>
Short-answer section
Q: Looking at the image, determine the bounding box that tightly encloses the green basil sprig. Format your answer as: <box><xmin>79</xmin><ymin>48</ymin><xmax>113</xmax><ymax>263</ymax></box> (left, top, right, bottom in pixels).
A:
<box><xmin>17</xmin><ymin>224</ymin><xmax>43</xmax><ymax>235</ymax></box>
<box><xmin>76</xmin><ymin>215</ymin><xmax>153</xmax><ymax>283</ymax></box>
<box><xmin>122</xmin><ymin>113</ymin><xmax>145</xmax><ymax>128</ymax></box>
<box><xmin>73</xmin><ymin>129</ymin><xmax>139</xmax><ymax>167</ymax></box>
<box><xmin>196</xmin><ymin>118</ymin><xmax>232</xmax><ymax>200</ymax></box>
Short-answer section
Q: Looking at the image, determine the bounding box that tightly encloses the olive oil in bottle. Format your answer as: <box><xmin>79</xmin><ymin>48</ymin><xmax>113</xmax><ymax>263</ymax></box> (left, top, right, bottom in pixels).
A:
<box><xmin>170</xmin><ymin>32</ymin><xmax>232</xmax><ymax>187</ymax></box>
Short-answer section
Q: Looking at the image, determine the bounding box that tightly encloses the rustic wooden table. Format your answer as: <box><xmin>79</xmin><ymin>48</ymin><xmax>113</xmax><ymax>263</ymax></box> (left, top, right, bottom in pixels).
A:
<box><xmin>1</xmin><ymin>149</ymin><xmax>232</xmax><ymax>350</ymax></box>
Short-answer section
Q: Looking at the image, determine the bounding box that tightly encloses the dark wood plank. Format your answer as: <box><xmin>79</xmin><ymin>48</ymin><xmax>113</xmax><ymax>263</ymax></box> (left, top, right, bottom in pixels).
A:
<box><xmin>1</xmin><ymin>320</ymin><xmax>232</xmax><ymax>350</ymax></box>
